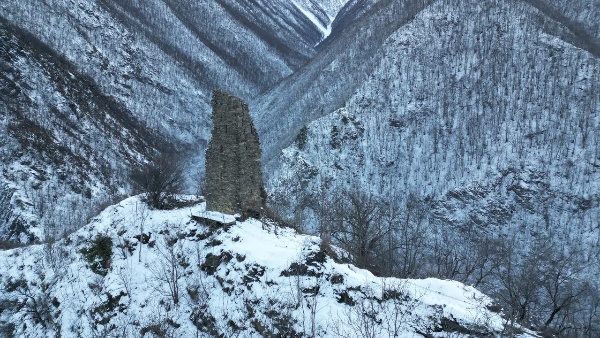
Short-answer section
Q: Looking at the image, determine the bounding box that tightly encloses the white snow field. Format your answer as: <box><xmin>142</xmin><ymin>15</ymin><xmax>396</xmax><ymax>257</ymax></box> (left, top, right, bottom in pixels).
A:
<box><xmin>0</xmin><ymin>195</ymin><xmax>536</xmax><ymax>337</ymax></box>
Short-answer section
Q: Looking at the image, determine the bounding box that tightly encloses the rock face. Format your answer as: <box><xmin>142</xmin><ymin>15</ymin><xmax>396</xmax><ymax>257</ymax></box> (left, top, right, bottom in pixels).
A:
<box><xmin>205</xmin><ymin>90</ymin><xmax>265</xmax><ymax>217</ymax></box>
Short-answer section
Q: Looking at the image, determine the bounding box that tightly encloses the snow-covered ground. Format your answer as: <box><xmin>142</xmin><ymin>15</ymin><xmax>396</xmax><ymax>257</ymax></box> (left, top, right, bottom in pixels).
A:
<box><xmin>0</xmin><ymin>195</ymin><xmax>537</xmax><ymax>337</ymax></box>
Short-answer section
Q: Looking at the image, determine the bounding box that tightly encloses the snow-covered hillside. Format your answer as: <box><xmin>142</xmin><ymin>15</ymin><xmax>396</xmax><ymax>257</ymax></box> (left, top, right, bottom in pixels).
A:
<box><xmin>252</xmin><ymin>0</ymin><xmax>433</xmax><ymax>163</ymax></box>
<box><xmin>0</xmin><ymin>18</ymin><xmax>165</xmax><ymax>242</ymax></box>
<box><xmin>269</xmin><ymin>0</ymin><xmax>600</xmax><ymax>230</ymax></box>
<box><xmin>0</xmin><ymin>0</ymin><xmax>330</xmax><ymax>145</ymax></box>
<box><xmin>0</xmin><ymin>0</ymin><xmax>341</xmax><ymax>242</ymax></box>
<box><xmin>292</xmin><ymin>0</ymin><xmax>350</xmax><ymax>41</ymax></box>
<box><xmin>261</xmin><ymin>1</ymin><xmax>600</xmax><ymax>334</ymax></box>
<box><xmin>0</xmin><ymin>196</ymin><xmax>537</xmax><ymax>337</ymax></box>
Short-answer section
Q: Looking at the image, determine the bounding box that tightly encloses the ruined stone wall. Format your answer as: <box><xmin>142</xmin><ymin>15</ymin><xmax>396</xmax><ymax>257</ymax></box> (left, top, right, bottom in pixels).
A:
<box><xmin>205</xmin><ymin>90</ymin><xmax>265</xmax><ymax>217</ymax></box>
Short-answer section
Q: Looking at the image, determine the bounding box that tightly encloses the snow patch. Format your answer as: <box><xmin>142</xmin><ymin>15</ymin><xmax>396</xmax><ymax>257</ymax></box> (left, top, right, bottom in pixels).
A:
<box><xmin>292</xmin><ymin>0</ymin><xmax>331</xmax><ymax>40</ymax></box>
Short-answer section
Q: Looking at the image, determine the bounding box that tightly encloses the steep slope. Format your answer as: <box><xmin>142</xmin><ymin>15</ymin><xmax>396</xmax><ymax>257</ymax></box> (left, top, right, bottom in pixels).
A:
<box><xmin>0</xmin><ymin>196</ymin><xmax>537</xmax><ymax>337</ymax></box>
<box><xmin>292</xmin><ymin>0</ymin><xmax>350</xmax><ymax>41</ymax></box>
<box><xmin>1</xmin><ymin>3</ymin><xmax>263</xmax><ymax>145</ymax></box>
<box><xmin>252</xmin><ymin>0</ymin><xmax>434</xmax><ymax>164</ymax></box>
<box><xmin>297</xmin><ymin>0</ymin><xmax>350</xmax><ymax>21</ymax></box>
<box><xmin>267</xmin><ymin>0</ymin><xmax>600</xmax><ymax>231</ymax></box>
<box><xmin>254</xmin><ymin>0</ymin><xmax>599</xmax><ymax>165</ymax></box>
<box><xmin>266</xmin><ymin>0</ymin><xmax>600</xmax><ymax>333</ymax></box>
<box><xmin>0</xmin><ymin>0</ymin><xmax>343</xmax><ymax>144</ymax></box>
<box><xmin>0</xmin><ymin>18</ymin><xmax>165</xmax><ymax>242</ymax></box>
<box><xmin>531</xmin><ymin>0</ymin><xmax>600</xmax><ymax>42</ymax></box>
<box><xmin>328</xmin><ymin>0</ymin><xmax>381</xmax><ymax>37</ymax></box>
<box><xmin>0</xmin><ymin>0</ymin><xmax>349</xmax><ymax>241</ymax></box>
<box><xmin>524</xmin><ymin>0</ymin><xmax>600</xmax><ymax>58</ymax></box>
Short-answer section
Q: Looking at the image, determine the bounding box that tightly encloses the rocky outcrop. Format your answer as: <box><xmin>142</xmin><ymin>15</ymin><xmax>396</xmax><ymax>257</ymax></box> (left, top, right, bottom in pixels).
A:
<box><xmin>205</xmin><ymin>90</ymin><xmax>265</xmax><ymax>218</ymax></box>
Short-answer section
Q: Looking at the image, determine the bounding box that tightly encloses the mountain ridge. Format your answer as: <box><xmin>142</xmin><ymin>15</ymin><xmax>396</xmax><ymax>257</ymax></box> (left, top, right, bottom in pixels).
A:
<box><xmin>0</xmin><ymin>195</ymin><xmax>538</xmax><ymax>337</ymax></box>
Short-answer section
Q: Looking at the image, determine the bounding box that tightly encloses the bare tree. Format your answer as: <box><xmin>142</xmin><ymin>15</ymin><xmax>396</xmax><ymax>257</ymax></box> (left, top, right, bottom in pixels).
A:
<box><xmin>393</xmin><ymin>194</ymin><xmax>428</xmax><ymax>278</ymax></box>
<box><xmin>538</xmin><ymin>245</ymin><xmax>590</xmax><ymax>333</ymax></box>
<box><xmin>130</xmin><ymin>153</ymin><xmax>184</xmax><ymax>209</ymax></box>
<box><xmin>149</xmin><ymin>235</ymin><xmax>185</xmax><ymax>306</ymax></box>
<box><xmin>1</xmin><ymin>270</ymin><xmax>58</xmax><ymax>334</ymax></box>
<box><xmin>325</xmin><ymin>189</ymin><xmax>394</xmax><ymax>272</ymax></box>
<box><xmin>494</xmin><ymin>237</ymin><xmax>544</xmax><ymax>329</ymax></box>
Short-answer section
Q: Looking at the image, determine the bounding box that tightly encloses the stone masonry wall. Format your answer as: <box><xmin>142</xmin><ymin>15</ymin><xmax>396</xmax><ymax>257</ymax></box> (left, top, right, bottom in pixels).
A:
<box><xmin>205</xmin><ymin>90</ymin><xmax>265</xmax><ymax>217</ymax></box>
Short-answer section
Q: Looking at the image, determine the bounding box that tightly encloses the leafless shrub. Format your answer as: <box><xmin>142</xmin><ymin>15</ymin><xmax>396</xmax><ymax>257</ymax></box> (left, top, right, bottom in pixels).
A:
<box><xmin>148</xmin><ymin>234</ymin><xmax>185</xmax><ymax>306</ymax></box>
<box><xmin>1</xmin><ymin>273</ymin><xmax>58</xmax><ymax>333</ymax></box>
<box><xmin>331</xmin><ymin>286</ymin><xmax>384</xmax><ymax>338</ymax></box>
<box><xmin>130</xmin><ymin>153</ymin><xmax>184</xmax><ymax>210</ymax></box>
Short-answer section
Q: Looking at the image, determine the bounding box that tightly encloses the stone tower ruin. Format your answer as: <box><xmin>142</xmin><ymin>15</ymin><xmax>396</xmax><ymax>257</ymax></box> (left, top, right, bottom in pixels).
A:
<box><xmin>205</xmin><ymin>90</ymin><xmax>265</xmax><ymax>218</ymax></box>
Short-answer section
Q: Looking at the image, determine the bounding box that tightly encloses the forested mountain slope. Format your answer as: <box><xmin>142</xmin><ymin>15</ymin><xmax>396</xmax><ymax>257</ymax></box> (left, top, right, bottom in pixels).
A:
<box><xmin>0</xmin><ymin>0</ymin><xmax>347</xmax><ymax>241</ymax></box>
<box><xmin>252</xmin><ymin>0</ymin><xmax>434</xmax><ymax>163</ymax></box>
<box><xmin>265</xmin><ymin>0</ymin><xmax>599</xmax><ymax>334</ymax></box>
<box><xmin>0</xmin><ymin>18</ymin><xmax>165</xmax><ymax>242</ymax></box>
<box><xmin>269</xmin><ymin>0</ymin><xmax>600</xmax><ymax>206</ymax></box>
<box><xmin>0</xmin><ymin>0</ymin><xmax>337</xmax><ymax>144</ymax></box>
<box><xmin>531</xmin><ymin>0</ymin><xmax>600</xmax><ymax>42</ymax></box>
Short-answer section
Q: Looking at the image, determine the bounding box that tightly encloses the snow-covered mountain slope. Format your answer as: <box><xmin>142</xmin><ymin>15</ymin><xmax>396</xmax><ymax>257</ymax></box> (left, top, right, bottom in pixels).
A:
<box><xmin>0</xmin><ymin>196</ymin><xmax>537</xmax><ymax>337</ymax></box>
<box><xmin>531</xmin><ymin>0</ymin><xmax>600</xmax><ymax>43</ymax></box>
<box><xmin>307</xmin><ymin>0</ymin><xmax>350</xmax><ymax>21</ymax></box>
<box><xmin>265</xmin><ymin>1</ymin><xmax>600</xmax><ymax>331</ymax></box>
<box><xmin>292</xmin><ymin>0</ymin><xmax>350</xmax><ymax>41</ymax></box>
<box><xmin>0</xmin><ymin>0</ymin><xmax>325</xmax><ymax>145</ymax></box>
<box><xmin>253</xmin><ymin>0</ymin><xmax>600</xmax><ymax>166</ymax></box>
<box><xmin>252</xmin><ymin>0</ymin><xmax>433</xmax><ymax>163</ymax></box>
<box><xmin>328</xmin><ymin>0</ymin><xmax>381</xmax><ymax>37</ymax></box>
<box><xmin>0</xmin><ymin>0</ymin><xmax>345</xmax><ymax>242</ymax></box>
<box><xmin>0</xmin><ymin>18</ymin><xmax>166</xmax><ymax>242</ymax></box>
<box><xmin>265</xmin><ymin>0</ymin><xmax>600</xmax><ymax>225</ymax></box>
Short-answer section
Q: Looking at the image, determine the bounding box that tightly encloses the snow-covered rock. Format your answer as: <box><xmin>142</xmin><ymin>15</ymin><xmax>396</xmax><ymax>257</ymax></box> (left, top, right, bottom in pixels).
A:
<box><xmin>0</xmin><ymin>196</ymin><xmax>536</xmax><ymax>337</ymax></box>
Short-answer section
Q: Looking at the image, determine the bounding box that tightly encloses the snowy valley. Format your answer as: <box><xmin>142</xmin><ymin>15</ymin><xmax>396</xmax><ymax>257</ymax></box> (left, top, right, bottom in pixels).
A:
<box><xmin>1</xmin><ymin>0</ymin><xmax>600</xmax><ymax>336</ymax></box>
